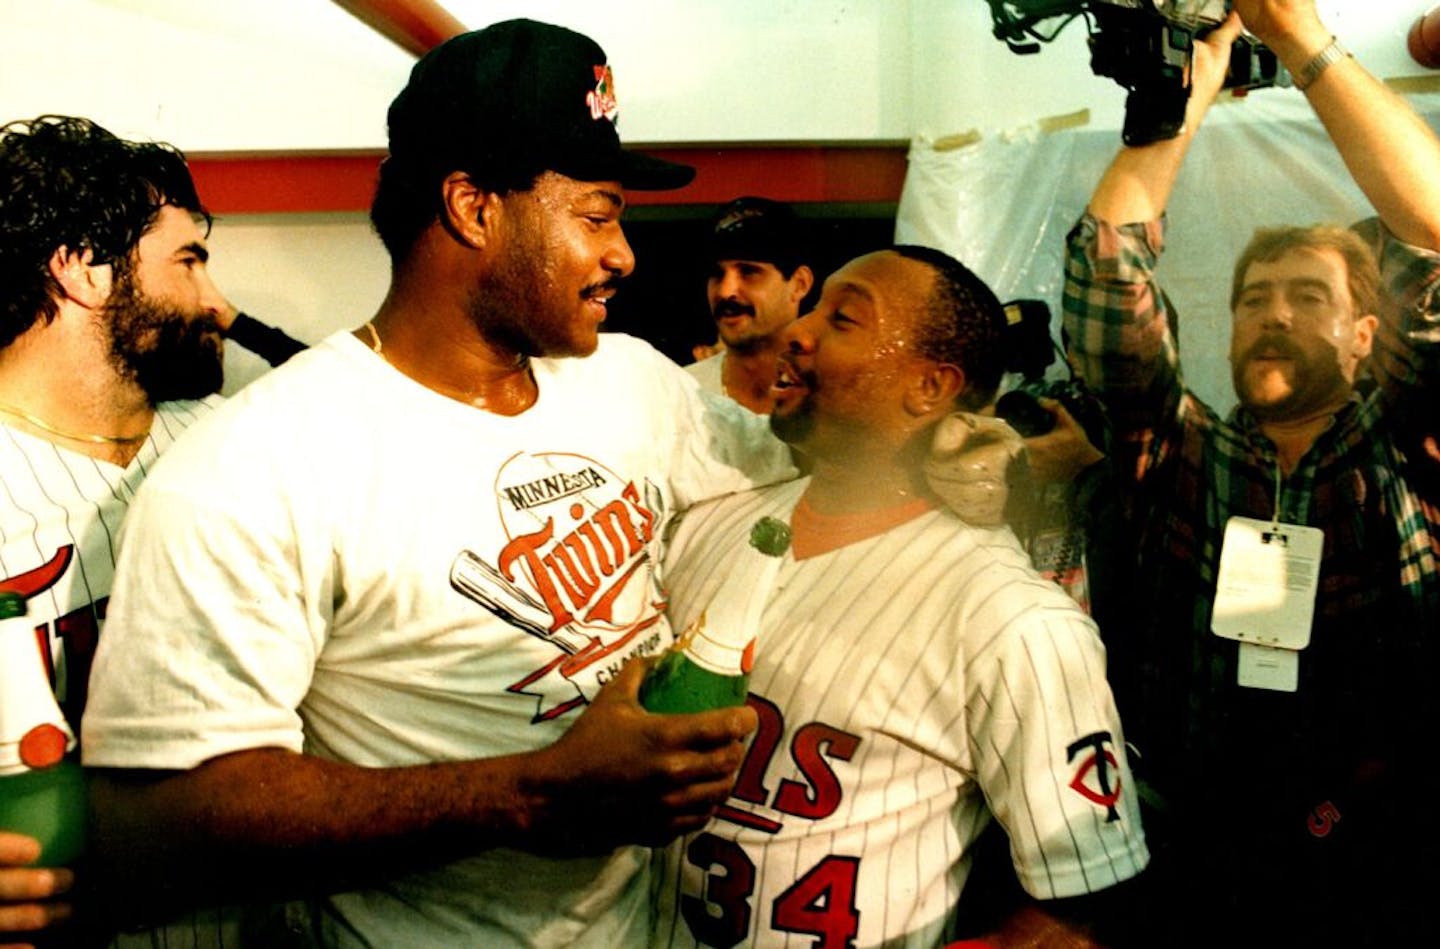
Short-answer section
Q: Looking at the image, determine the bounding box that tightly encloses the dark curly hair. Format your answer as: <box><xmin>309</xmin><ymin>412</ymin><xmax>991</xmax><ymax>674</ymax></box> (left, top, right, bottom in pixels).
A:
<box><xmin>0</xmin><ymin>115</ymin><xmax>209</xmax><ymax>350</ymax></box>
<box><xmin>891</xmin><ymin>244</ymin><xmax>1008</xmax><ymax>410</ymax></box>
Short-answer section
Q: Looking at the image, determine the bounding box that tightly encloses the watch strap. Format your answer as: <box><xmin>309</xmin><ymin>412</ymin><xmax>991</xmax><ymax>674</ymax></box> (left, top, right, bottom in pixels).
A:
<box><xmin>1293</xmin><ymin>37</ymin><xmax>1351</xmax><ymax>91</ymax></box>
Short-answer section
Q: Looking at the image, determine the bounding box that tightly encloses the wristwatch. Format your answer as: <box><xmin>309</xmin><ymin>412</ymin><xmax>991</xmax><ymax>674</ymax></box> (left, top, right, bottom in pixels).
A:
<box><xmin>1293</xmin><ymin>37</ymin><xmax>1351</xmax><ymax>91</ymax></box>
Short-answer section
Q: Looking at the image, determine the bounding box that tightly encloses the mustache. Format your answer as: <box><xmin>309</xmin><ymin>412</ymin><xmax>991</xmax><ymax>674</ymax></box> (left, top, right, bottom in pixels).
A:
<box><xmin>1240</xmin><ymin>333</ymin><xmax>1305</xmax><ymax>363</ymax></box>
<box><xmin>713</xmin><ymin>300</ymin><xmax>755</xmax><ymax>319</ymax></box>
<box><xmin>581</xmin><ymin>278</ymin><xmax>621</xmax><ymax>300</ymax></box>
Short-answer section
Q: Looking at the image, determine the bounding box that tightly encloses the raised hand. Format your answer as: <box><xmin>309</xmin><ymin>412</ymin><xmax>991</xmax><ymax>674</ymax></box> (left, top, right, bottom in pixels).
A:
<box><xmin>1022</xmin><ymin>399</ymin><xmax>1106</xmax><ymax>485</ymax></box>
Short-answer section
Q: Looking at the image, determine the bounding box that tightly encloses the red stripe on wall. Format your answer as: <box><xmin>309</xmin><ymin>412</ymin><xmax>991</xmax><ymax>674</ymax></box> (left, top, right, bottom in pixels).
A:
<box><xmin>186</xmin><ymin>146</ymin><xmax>908</xmax><ymax>214</ymax></box>
<box><xmin>187</xmin><ymin>155</ymin><xmax>381</xmax><ymax>215</ymax></box>
<box><xmin>641</xmin><ymin>146</ymin><xmax>908</xmax><ymax>207</ymax></box>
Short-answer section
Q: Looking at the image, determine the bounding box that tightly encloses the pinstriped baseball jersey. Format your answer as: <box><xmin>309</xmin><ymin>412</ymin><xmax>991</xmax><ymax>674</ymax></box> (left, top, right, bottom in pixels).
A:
<box><xmin>652</xmin><ymin>477</ymin><xmax>1148</xmax><ymax>949</ymax></box>
<box><xmin>0</xmin><ymin>398</ymin><xmax>240</xmax><ymax>949</ymax></box>
<box><xmin>0</xmin><ymin>399</ymin><xmax>219</xmax><ymax>724</ymax></box>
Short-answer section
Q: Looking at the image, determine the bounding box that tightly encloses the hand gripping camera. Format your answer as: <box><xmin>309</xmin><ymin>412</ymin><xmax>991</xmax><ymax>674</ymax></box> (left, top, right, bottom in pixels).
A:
<box><xmin>992</xmin><ymin>299</ymin><xmax>1109</xmax><ymax>449</ymax></box>
<box><xmin>986</xmin><ymin>0</ymin><xmax>1280</xmax><ymax>145</ymax></box>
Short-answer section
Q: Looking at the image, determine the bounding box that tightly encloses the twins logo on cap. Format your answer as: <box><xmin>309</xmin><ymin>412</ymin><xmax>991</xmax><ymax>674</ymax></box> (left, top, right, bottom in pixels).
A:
<box><xmin>588</xmin><ymin>65</ymin><xmax>619</xmax><ymax>123</ymax></box>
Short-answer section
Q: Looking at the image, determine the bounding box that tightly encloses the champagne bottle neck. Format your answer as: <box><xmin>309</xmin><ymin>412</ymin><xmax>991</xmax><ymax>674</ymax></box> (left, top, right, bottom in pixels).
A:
<box><xmin>677</xmin><ymin>546</ymin><xmax>786</xmax><ymax>675</ymax></box>
<box><xmin>682</xmin><ymin>622</ymin><xmax>754</xmax><ymax>676</ymax></box>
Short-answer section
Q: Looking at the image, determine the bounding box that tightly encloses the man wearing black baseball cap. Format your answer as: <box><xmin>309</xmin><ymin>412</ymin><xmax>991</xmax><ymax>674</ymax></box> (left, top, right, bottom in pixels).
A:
<box><xmin>84</xmin><ymin>19</ymin><xmax>794</xmax><ymax>948</ymax></box>
<box><xmin>689</xmin><ymin>197</ymin><xmax>814</xmax><ymax>413</ymax></box>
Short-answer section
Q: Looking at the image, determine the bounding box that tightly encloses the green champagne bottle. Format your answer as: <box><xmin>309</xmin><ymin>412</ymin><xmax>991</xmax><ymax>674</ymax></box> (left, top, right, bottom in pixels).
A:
<box><xmin>640</xmin><ymin>516</ymin><xmax>791</xmax><ymax>714</ymax></box>
<box><xmin>0</xmin><ymin>591</ymin><xmax>87</xmax><ymax>866</ymax></box>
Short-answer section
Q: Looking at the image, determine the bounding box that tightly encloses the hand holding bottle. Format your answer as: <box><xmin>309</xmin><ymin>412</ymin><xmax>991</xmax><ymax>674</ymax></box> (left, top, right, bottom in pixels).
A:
<box><xmin>0</xmin><ymin>830</ymin><xmax>75</xmax><ymax>943</ymax></box>
<box><xmin>0</xmin><ymin>592</ymin><xmax>86</xmax><ymax>871</ymax></box>
<box><xmin>520</xmin><ymin>660</ymin><xmax>758</xmax><ymax>854</ymax></box>
<box><xmin>0</xmin><ymin>591</ymin><xmax>87</xmax><ymax>946</ymax></box>
<box><xmin>640</xmin><ymin>516</ymin><xmax>791</xmax><ymax>713</ymax></box>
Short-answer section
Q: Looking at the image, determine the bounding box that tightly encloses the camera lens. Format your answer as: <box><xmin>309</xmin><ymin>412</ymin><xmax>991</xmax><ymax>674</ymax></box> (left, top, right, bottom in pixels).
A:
<box><xmin>995</xmin><ymin>391</ymin><xmax>1056</xmax><ymax>437</ymax></box>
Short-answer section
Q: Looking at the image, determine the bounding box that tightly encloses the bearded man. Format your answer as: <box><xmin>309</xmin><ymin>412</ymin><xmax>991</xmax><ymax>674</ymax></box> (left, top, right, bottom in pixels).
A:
<box><xmin>0</xmin><ymin>114</ymin><xmax>228</xmax><ymax>946</ymax></box>
<box><xmin>1062</xmin><ymin>2</ymin><xmax>1440</xmax><ymax>944</ymax></box>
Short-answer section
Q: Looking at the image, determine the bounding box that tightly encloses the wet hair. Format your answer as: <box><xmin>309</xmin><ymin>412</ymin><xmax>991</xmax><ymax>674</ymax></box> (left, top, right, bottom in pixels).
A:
<box><xmin>1230</xmin><ymin>225</ymin><xmax>1380</xmax><ymax>318</ymax></box>
<box><xmin>369</xmin><ymin>154</ymin><xmax>543</xmax><ymax>263</ymax></box>
<box><xmin>0</xmin><ymin>115</ymin><xmax>208</xmax><ymax>350</ymax></box>
<box><xmin>891</xmin><ymin>244</ymin><xmax>1008</xmax><ymax>410</ymax></box>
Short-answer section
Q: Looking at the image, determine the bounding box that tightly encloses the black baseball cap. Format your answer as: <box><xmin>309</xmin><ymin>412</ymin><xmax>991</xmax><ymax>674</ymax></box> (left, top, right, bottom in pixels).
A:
<box><xmin>705</xmin><ymin>197</ymin><xmax>809</xmax><ymax>273</ymax></box>
<box><xmin>386</xmin><ymin>19</ymin><xmax>693</xmax><ymax>191</ymax></box>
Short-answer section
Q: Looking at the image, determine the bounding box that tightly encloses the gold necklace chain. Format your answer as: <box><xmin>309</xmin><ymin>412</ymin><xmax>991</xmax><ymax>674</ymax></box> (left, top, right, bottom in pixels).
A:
<box><xmin>0</xmin><ymin>401</ymin><xmax>149</xmax><ymax>445</ymax></box>
<box><xmin>364</xmin><ymin>320</ymin><xmax>384</xmax><ymax>355</ymax></box>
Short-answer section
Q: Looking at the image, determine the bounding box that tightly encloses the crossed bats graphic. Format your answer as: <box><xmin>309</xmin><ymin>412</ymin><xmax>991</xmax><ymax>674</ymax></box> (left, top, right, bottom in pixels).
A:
<box><xmin>449</xmin><ymin>550</ymin><xmax>595</xmax><ymax>655</ymax></box>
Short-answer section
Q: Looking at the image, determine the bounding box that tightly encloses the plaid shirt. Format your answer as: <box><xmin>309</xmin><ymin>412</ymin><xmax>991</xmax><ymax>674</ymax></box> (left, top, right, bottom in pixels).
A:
<box><xmin>1061</xmin><ymin>212</ymin><xmax>1440</xmax><ymax>837</ymax></box>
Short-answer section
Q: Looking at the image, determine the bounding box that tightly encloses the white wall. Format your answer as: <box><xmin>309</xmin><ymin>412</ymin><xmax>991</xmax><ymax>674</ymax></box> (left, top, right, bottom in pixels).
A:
<box><xmin>0</xmin><ymin>0</ymin><xmax>411</xmax><ymax>151</ymax></box>
<box><xmin>3</xmin><ymin>1</ymin><xmax>1432</xmax><ymax>148</ymax></box>
<box><xmin>210</xmin><ymin>212</ymin><xmax>390</xmax><ymax>393</ymax></box>
<box><xmin>450</xmin><ymin>0</ymin><xmax>915</xmax><ymax>144</ymax></box>
<box><xmin>1</xmin><ymin>0</ymin><xmax>915</xmax><ymax>150</ymax></box>
<box><xmin>0</xmin><ymin>0</ymin><xmax>919</xmax><ymax>393</ymax></box>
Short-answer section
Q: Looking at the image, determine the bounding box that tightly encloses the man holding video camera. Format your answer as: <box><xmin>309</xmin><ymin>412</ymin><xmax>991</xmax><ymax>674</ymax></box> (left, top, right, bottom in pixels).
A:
<box><xmin>1063</xmin><ymin>1</ymin><xmax>1440</xmax><ymax>944</ymax></box>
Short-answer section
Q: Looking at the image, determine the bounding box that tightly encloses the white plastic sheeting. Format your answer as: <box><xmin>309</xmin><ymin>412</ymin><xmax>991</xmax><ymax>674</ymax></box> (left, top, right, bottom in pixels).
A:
<box><xmin>896</xmin><ymin>87</ymin><xmax>1440</xmax><ymax>414</ymax></box>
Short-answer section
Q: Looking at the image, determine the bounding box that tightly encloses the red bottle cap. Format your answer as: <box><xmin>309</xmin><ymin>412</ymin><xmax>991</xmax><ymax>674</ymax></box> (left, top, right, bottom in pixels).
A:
<box><xmin>19</xmin><ymin>723</ymin><xmax>68</xmax><ymax>769</ymax></box>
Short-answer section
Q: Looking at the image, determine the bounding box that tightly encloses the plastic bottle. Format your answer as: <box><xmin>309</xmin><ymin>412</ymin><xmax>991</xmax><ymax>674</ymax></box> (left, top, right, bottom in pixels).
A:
<box><xmin>640</xmin><ymin>516</ymin><xmax>791</xmax><ymax>714</ymax></box>
<box><xmin>0</xmin><ymin>591</ymin><xmax>87</xmax><ymax>866</ymax></box>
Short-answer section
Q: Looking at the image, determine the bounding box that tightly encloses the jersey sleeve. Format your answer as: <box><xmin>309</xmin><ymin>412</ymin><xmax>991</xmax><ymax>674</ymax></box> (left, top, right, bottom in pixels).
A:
<box><xmin>1062</xmin><ymin>211</ymin><xmax>1208</xmax><ymax>487</ymax></box>
<box><xmin>81</xmin><ymin>445</ymin><xmax>323</xmax><ymax>770</ymax></box>
<box><xmin>962</xmin><ymin>589</ymin><xmax>1150</xmax><ymax>900</ymax></box>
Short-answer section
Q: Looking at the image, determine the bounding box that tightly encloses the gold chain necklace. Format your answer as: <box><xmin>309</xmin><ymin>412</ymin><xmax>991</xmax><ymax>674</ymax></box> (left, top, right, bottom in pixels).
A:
<box><xmin>0</xmin><ymin>401</ymin><xmax>149</xmax><ymax>445</ymax></box>
<box><xmin>364</xmin><ymin>321</ymin><xmax>384</xmax><ymax>355</ymax></box>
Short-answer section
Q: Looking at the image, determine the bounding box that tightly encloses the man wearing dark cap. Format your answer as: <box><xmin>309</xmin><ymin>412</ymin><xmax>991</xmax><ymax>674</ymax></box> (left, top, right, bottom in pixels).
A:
<box><xmin>81</xmin><ymin>19</ymin><xmax>793</xmax><ymax>948</ymax></box>
<box><xmin>688</xmin><ymin>197</ymin><xmax>813</xmax><ymax>413</ymax></box>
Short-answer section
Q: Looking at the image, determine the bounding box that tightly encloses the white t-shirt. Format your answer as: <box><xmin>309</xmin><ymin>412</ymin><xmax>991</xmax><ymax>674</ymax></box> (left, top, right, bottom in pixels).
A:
<box><xmin>651</xmin><ymin>478</ymin><xmax>1149</xmax><ymax>948</ymax></box>
<box><xmin>82</xmin><ymin>331</ymin><xmax>794</xmax><ymax>949</ymax></box>
<box><xmin>684</xmin><ymin>351</ymin><xmax>724</xmax><ymax>397</ymax></box>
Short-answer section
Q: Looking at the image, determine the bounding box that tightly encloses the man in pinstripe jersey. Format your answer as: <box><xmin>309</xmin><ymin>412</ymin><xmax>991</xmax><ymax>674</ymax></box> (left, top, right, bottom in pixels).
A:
<box><xmin>0</xmin><ymin>115</ymin><xmax>228</xmax><ymax>947</ymax></box>
<box><xmin>653</xmin><ymin>246</ymin><xmax>1148</xmax><ymax>948</ymax></box>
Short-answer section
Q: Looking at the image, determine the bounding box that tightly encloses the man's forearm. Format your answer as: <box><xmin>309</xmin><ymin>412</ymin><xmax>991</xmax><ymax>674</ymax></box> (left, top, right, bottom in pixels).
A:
<box><xmin>89</xmin><ymin>747</ymin><xmax>538</xmax><ymax>915</ymax></box>
<box><xmin>225</xmin><ymin>312</ymin><xmax>308</xmax><ymax>367</ymax></box>
<box><xmin>1086</xmin><ymin>133</ymin><xmax>1196</xmax><ymax>228</ymax></box>
<box><xmin>1302</xmin><ymin>55</ymin><xmax>1440</xmax><ymax>252</ymax></box>
<box><xmin>86</xmin><ymin>660</ymin><xmax>756</xmax><ymax>923</ymax></box>
<box><xmin>1086</xmin><ymin>14</ymin><xmax>1242</xmax><ymax>226</ymax></box>
<box><xmin>1240</xmin><ymin>1</ymin><xmax>1440</xmax><ymax>251</ymax></box>
<box><xmin>1068</xmin><ymin>15</ymin><xmax>1243</xmax><ymax>398</ymax></box>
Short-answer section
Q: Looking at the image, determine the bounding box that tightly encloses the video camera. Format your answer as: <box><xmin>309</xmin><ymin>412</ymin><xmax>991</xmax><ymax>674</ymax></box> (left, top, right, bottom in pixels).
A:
<box><xmin>993</xmin><ymin>299</ymin><xmax>1108</xmax><ymax>449</ymax></box>
<box><xmin>986</xmin><ymin>0</ymin><xmax>1281</xmax><ymax>145</ymax></box>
